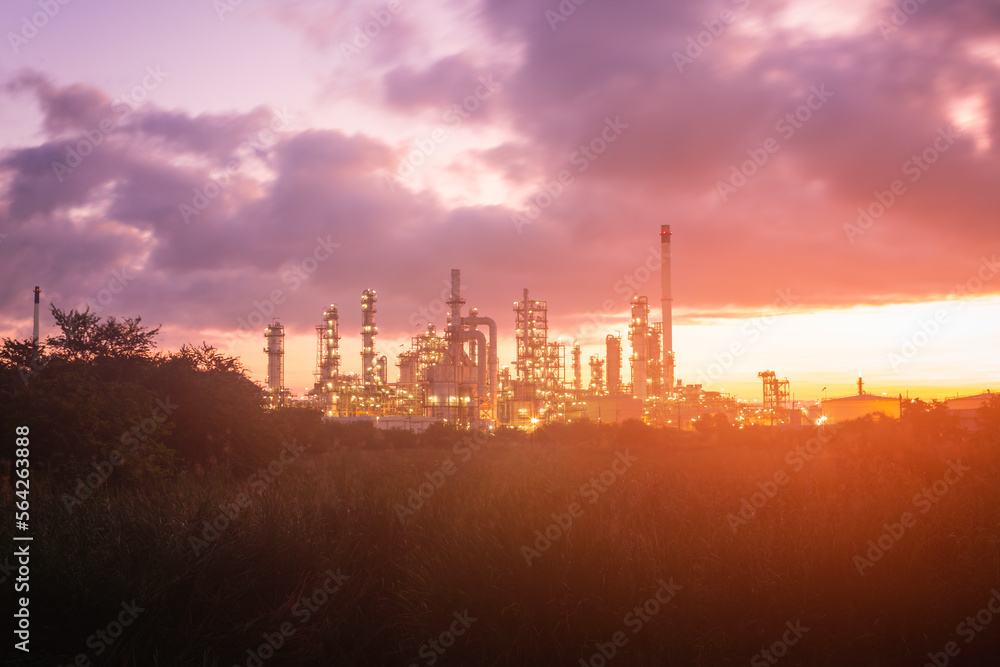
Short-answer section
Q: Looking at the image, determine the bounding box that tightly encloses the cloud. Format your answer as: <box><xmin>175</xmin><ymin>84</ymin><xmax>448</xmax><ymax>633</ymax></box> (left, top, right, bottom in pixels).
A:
<box><xmin>3</xmin><ymin>0</ymin><xmax>1000</xmax><ymax>373</ymax></box>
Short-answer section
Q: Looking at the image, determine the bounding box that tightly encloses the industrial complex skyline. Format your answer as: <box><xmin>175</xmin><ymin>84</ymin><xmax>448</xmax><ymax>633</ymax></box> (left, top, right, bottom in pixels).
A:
<box><xmin>2</xmin><ymin>0</ymin><xmax>999</xmax><ymax>402</ymax></box>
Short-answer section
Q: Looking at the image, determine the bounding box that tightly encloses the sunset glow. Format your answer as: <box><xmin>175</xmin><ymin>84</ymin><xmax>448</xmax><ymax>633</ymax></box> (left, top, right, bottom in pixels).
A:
<box><xmin>2</xmin><ymin>0</ymin><xmax>997</xmax><ymax>406</ymax></box>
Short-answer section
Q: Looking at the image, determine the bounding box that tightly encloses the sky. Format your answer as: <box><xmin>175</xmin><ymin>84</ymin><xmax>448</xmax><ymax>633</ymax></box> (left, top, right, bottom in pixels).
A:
<box><xmin>1</xmin><ymin>0</ymin><xmax>998</xmax><ymax>402</ymax></box>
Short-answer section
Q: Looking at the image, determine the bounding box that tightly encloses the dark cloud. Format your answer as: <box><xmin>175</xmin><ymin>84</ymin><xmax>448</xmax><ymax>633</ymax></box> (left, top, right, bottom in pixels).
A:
<box><xmin>5</xmin><ymin>70</ymin><xmax>111</xmax><ymax>135</ymax></box>
<box><xmin>383</xmin><ymin>53</ymin><xmax>495</xmax><ymax>114</ymax></box>
<box><xmin>456</xmin><ymin>0</ymin><xmax>1000</xmax><ymax>313</ymax></box>
<box><xmin>3</xmin><ymin>0</ymin><xmax>1000</xmax><ymax>376</ymax></box>
<box><xmin>134</xmin><ymin>107</ymin><xmax>282</xmax><ymax>160</ymax></box>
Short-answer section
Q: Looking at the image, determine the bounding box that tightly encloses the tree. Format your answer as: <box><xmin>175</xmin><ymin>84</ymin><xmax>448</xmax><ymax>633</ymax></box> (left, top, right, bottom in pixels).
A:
<box><xmin>46</xmin><ymin>305</ymin><xmax>160</xmax><ymax>363</ymax></box>
<box><xmin>151</xmin><ymin>343</ymin><xmax>275</xmax><ymax>469</ymax></box>
<box><xmin>902</xmin><ymin>398</ymin><xmax>963</xmax><ymax>445</ymax></box>
<box><xmin>975</xmin><ymin>394</ymin><xmax>1000</xmax><ymax>444</ymax></box>
<box><xmin>0</xmin><ymin>337</ymin><xmax>47</xmax><ymax>385</ymax></box>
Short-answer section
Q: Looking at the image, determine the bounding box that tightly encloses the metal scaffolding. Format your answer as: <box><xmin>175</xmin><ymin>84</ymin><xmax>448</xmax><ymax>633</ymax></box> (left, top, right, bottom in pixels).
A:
<box><xmin>758</xmin><ymin>370</ymin><xmax>790</xmax><ymax>426</ymax></box>
<box><xmin>313</xmin><ymin>305</ymin><xmax>341</xmax><ymax>415</ymax></box>
<box><xmin>361</xmin><ymin>289</ymin><xmax>379</xmax><ymax>388</ymax></box>
<box><xmin>571</xmin><ymin>342</ymin><xmax>582</xmax><ymax>391</ymax></box>
<box><xmin>588</xmin><ymin>354</ymin><xmax>605</xmax><ymax>394</ymax></box>
<box><xmin>514</xmin><ymin>288</ymin><xmax>548</xmax><ymax>384</ymax></box>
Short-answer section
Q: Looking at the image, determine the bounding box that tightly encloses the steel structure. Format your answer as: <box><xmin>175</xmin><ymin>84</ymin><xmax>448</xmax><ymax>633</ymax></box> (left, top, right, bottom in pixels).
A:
<box><xmin>396</xmin><ymin>324</ymin><xmax>448</xmax><ymax>416</ymax></box>
<box><xmin>571</xmin><ymin>342</ymin><xmax>582</xmax><ymax>391</ymax></box>
<box><xmin>421</xmin><ymin>269</ymin><xmax>498</xmax><ymax>426</ymax></box>
<box><xmin>313</xmin><ymin>304</ymin><xmax>341</xmax><ymax>415</ymax></box>
<box><xmin>648</xmin><ymin>322</ymin><xmax>663</xmax><ymax>397</ymax></box>
<box><xmin>629</xmin><ymin>295</ymin><xmax>650</xmax><ymax>399</ymax></box>
<box><xmin>758</xmin><ymin>370</ymin><xmax>790</xmax><ymax>426</ymax></box>
<box><xmin>514</xmin><ymin>289</ymin><xmax>548</xmax><ymax>384</ymax></box>
<box><xmin>284</xmin><ymin>226</ymin><xmax>697</xmax><ymax>429</ymax></box>
<box><xmin>588</xmin><ymin>355</ymin><xmax>605</xmax><ymax>394</ymax></box>
<box><xmin>264</xmin><ymin>320</ymin><xmax>286</xmax><ymax>408</ymax></box>
<box><xmin>606</xmin><ymin>333</ymin><xmax>622</xmax><ymax>395</ymax></box>
<box><xmin>361</xmin><ymin>290</ymin><xmax>378</xmax><ymax>388</ymax></box>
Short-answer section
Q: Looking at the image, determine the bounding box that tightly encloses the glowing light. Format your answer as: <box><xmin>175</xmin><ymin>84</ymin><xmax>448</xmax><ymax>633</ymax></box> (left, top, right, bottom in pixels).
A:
<box><xmin>949</xmin><ymin>94</ymin><xmax>991</xmax><ymax>152</ymax></box>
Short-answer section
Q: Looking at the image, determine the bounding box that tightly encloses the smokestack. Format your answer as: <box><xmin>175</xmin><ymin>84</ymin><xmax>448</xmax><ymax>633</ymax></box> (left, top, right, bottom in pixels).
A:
<box><xmin>32</xmin><ymin>286</ymin><xmax>40</xmax><ymax>344</ymax></box>
<box><xmin>660</xmin><ymin>225</ymin><xmax>674</xmax><ymax>396</ymax></box>
<box><xmin>660</xmin><ymin>226</ymin><xmax>674</xmax><ymax>395</ymax></box>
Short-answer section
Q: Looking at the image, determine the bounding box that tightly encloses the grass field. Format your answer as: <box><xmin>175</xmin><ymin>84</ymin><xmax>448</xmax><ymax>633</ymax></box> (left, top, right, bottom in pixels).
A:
<box><xmin>5</xmin><ymin>420</ymin><xmax>1000</xmax><ymax>666</ymax></box>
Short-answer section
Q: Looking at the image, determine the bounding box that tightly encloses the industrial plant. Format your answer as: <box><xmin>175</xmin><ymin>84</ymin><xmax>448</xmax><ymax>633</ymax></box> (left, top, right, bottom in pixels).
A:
<box><xmin>256</xmin><ymin>225</ymin><xmax>737</xmax><ymax>429</ymax></box>
<box><xmin>252</xmin><ymin>226</ymin><xmax>992</xmax><ymax>430</ymax></box>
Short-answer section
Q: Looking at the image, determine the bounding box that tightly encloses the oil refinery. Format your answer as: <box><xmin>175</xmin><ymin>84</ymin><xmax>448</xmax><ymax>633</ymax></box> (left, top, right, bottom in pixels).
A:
<box><xmin>256</xmin><ymin>225</ymin><xmax>734</xmax><ymax>429</ymax></box>
<box><xmin>255</xmin><ymin>226</ymin><xmax>993</xmax><ymax>430</ymax></box>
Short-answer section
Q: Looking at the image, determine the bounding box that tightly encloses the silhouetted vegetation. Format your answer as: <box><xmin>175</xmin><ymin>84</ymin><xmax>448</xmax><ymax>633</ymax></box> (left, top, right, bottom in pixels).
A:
<box><xmin>0</xmin><ymin>306</ymin><xmax>300</xmax><ymax>481</ymax></box>
<box><xmin>2</xmin><ymin>307</ymin><xmax>1000</xmax><ymax>665</ymax></box>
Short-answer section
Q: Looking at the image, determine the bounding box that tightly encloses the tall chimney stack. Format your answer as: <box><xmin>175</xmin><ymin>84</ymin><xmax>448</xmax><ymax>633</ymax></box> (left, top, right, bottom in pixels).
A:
<box><xmin>32</xmin><ymin>286</ymin><xmax>40</xmax><ymax>344</ymax></box>
<box><xmin>660</xmin><ymin>226</ymin><xmax>674</xmax><ymax>395</ymax></box>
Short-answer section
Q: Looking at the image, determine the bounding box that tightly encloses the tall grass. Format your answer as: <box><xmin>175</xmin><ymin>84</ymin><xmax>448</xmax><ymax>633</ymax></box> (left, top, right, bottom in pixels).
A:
<box><xmin>4</xmin><ymin>422</ymin><xmax>1000</xmax><ymax>666</ymax></box>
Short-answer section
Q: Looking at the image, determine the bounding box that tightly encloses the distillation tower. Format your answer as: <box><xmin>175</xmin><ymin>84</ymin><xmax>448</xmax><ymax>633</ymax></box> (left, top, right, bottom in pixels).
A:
<box><xmin>313</xmin><ymin>305</ymin><xmax>341</xmax><ymax>415</ymax></box>
<box><xmin>264</xmin><ymin>320</ymin><xmax>286</xmax><ymax>408</ymax></box>
<box><xmin>421</xmin><ymin>269</ymin><xmax>498</xmax><ymax>426</ymax></box>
